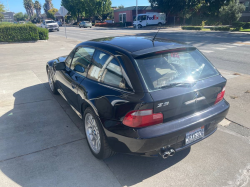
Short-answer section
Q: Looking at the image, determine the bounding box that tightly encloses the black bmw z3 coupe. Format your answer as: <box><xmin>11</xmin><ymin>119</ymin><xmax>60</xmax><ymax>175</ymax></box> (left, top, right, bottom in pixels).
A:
<box><xmin>46</xmin><ymin>36</ymin><xmax>229</xmax><ymax>159</ymax></box>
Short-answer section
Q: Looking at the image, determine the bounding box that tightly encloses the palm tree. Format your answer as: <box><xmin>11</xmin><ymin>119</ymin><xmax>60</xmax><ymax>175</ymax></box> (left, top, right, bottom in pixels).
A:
<box><xmin>43</xmin><ymin>0</ymin><xmax>53</xmax><ymax>14</ymax></box>
<box><xmin>23</xmin><ymin>0</ymin><xmax>34</xmax><ymax>19</ymax></box>
<box><xmin>34</xmin><ymin>1</ymin><xmax>41</xmax><ymax>19</ymax></box>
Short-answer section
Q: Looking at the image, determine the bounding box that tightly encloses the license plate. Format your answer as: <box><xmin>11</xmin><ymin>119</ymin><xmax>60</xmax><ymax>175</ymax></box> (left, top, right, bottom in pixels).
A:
<box><xmin>185</xmin><ymin>126</ymin><xmax>204</xmax><ymax>145</ymax></box>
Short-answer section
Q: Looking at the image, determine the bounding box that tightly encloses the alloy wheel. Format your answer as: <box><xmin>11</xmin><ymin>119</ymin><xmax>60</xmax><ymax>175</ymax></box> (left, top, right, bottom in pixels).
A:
<box><xmin>85</xmin><ymin>113</ymin><xmax>101</xmax><ymax>154</ymax></box>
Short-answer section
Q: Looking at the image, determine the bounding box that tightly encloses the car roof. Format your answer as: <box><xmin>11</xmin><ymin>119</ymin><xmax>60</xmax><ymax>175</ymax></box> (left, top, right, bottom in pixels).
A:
<box><xmin>88</xmin><ymin>36</ymin><xmax>192</xmax><ymax>56</ymax></box>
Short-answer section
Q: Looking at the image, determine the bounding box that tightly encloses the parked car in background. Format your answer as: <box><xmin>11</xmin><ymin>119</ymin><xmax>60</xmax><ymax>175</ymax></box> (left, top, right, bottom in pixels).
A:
<box><xmin>41</xmin><ymin>20</ymin><xmax>59</xmax><ymax>31</ymax></box>
<box><xmin>79</xmin><ymin>21</ymin><xmax>92</xmax><ymax>28</ymax></box>
<box><xmin>46</xmin><ymin>36</ymin><xmax>229</xmax><ymax>160</ymax></box>
<box><xmin>19</xmin><ymin>21</ymin><xmax>25</xmax><ymax>24</ymax></box>
<box><xmin>57</xmin><ymin>21</ymin><xmax>62</xmax><ymax>26</ymax></box>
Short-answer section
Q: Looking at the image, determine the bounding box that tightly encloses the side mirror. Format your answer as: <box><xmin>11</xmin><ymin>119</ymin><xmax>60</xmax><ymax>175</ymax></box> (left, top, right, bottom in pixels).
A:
<box><xmin>55</xmin><ymin>62</ymin><xmax>66</xmax><ymax>71</ymax></box>
<box><xmin>74</xmin><ymin>65</ymin><xmax>85</xmax><ymax>73</ymax></box>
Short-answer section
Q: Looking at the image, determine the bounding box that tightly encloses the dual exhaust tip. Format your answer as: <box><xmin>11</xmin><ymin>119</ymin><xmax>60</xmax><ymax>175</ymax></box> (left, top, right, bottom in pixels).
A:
<box><xmin>159</xmin><ymin>148</ymin><xmax>176</xmax><ymax>159</ymax></box>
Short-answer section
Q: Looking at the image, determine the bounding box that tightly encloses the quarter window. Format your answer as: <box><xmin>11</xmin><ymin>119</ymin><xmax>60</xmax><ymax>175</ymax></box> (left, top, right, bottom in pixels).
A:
<box><xmin>88</xmin><ymin>49</ymin><xmax>127</xmax><ymax>89</ymax></box>
<box><xmin>101</xmin><ymin>58</ymin><xmax>125</xmax><ymax>88</ymax></box>
<box><xmin>71</xmin><ymin>47</ymin><xmax>95</xmax><ymax>76</ymax></box>
<box><xmin>88</xmin><ymin>50</ymin><xmax>111</xmax><ymax>81</ymax></box>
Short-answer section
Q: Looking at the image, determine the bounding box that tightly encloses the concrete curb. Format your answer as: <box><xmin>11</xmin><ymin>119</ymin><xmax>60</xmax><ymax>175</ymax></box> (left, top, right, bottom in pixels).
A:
<box><xmin>0</xmin><ymin>40</ymin><xmax>48</xmax><ymax>44</ymax></box>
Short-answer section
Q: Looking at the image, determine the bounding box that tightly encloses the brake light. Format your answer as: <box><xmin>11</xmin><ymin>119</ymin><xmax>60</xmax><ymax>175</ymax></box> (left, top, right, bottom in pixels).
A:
<box><xmin>122</xmin><ymin>109</ymin><xmax>163</xmax><ymax>128</ymax></box>
<box><xmin>215</xmin><ymin>86</ymin><xmax>226</xmax><ymax>104</ymax></box>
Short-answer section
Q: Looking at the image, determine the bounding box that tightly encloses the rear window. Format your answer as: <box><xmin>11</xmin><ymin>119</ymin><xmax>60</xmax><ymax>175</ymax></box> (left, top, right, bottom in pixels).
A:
<box><xmin>135</xmin><ymin>49</ymin><xmax>219</xmax><ymax>91</ymax></box>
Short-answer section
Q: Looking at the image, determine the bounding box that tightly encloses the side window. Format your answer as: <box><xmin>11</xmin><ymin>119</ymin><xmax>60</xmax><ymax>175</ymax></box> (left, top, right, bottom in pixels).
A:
<box><xmin>101</xmin><ymin>58</ymin><xmax>125</xmax><ymax>89</ymax></box>
<box><xmin>65</xmin><ymin>50</ymin><xmax>75</xmax><ymax>67</ymax></box>
<box><xmin>87</xmin><ymin>50</ymin><xmax>111</xmax><ymax>81</ymax></box>
<box><xmin>71</xmin><ymin>47</ymin><xmax>95</xmax><ymax>76</ymax></box>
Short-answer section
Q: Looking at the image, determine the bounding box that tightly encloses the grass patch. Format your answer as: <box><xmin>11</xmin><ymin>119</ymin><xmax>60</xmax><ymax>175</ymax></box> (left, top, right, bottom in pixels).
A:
<box><xmin>240</xmin><ymin>29</ymin><xmax>250</xmax><ymax>32</ymax></box>
<box><xmin>201</xmin><ymin>28</ymin><xmax>210</xmax><ymax>31</ymax></box>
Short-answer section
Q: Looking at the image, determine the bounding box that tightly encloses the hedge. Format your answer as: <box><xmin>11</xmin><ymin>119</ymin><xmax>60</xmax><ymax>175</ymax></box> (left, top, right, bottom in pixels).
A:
<box><xmin>37</xmin><ymin>27</ymin><xmax>49</xmax><ymax>40</ymax></box>
<box><xmin>181</xmin><ymin>26</ymin><xmax>202</xmax><ymax>30</ymax></box>
<box><xmin>0</xmin><ymin>24</ymin><xmax>48</xmax><ymax>42</ymax></box>
<box><xmin>232</xmin><ymin>22</ymin><xmax>250</xmax><ymax>29</ymax></box>
<box><xmin>210</xmin><ymin>27</ymin><xmax>230</xmax><ymax>31</ymax></box>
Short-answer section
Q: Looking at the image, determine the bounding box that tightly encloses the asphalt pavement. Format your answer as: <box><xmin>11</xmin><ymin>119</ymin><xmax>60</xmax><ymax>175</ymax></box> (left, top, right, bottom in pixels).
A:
<box><xmin>51</xmin><ymin>27</ymin><xmax>250</xmax><ymax>75</ymax></box>
<box><xmin>0</xmin><ymin>28</ymin><xmax>250</xmax><ymax>187</ymax></box>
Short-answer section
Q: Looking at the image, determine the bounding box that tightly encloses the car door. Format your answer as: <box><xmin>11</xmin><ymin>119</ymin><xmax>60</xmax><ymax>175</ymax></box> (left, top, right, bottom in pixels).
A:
<box><xmin>78</xmin><ymin>49</ymin><xmax>134</xmax><ymax>120</ymax></box>
<box><xmin>55</xmin><ymin>49</ymin><xmax>75</xmax><ymax>103</ymax></box>
<box><xmin>68</xmin><ymin>46</ymin><xmax>95</xmax><ymax>111</ymax></box>
<box><xmin>141</xmin><ymin>15</ymin><xmax>147</xmax><ymax>27</ymax></box>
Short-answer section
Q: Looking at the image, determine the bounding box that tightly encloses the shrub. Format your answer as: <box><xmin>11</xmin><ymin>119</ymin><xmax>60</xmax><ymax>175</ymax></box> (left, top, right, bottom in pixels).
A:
<box><xmin>0</xmin><ymin>24</ymin><xmax>39</xmax><ymax>42</ymax></box>
<box><xmin>232</xmin><ymin>22</ymin><xmax>246</xmax><ymax>28</ymax></box>
<box><xmin>181</xmin><ymin>26</ymin><xmax>202</xmax><ymax>30</ymax></box>
<box><xmin>37</xmin><ymin>27</ymin><xmax>49</xmax><ymax>40</ymax></box>
<box><xmin>210</xmin><ymin>27</ymin><xmax>231</xmax><ymax>31</ymax></box>
<box><xmin>243</xmin><ymin>22</ymin><xmax>250</xmax><ymax>29</ymax></box>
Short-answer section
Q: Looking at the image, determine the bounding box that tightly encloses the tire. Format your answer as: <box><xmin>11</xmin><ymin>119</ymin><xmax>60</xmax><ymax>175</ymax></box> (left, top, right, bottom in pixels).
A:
<box><xmin>57</xmin><ymin>28</ymin><xmax>59</xmax><ymax>31</ymax></box>
<box><xmin>83</xmin><ymin>107</ymin><xmax>115</xmax><ymax>159</ymax></box>
<box><xmin>79</xmin><ymin>26</ymin><xmax>81</xmax><ymax>28</ymax></box>
<box><xmin>158</xmin><ymin>22</ymin><xmax>162</xmax><ymax>26</ymax></box>
<box><xmin>47</xmin><ymin>67</ymin><xmax>58</xmax><ymax>95</ymax></box>
<box><xmin>90</xmin><ymin>27</ymin><xmax>92</xmax><ymax>28</ymax></box>
<box><xmin>138</xmin><ymin>24</ymin><xmax>142</xmax><ymax>28</ymax></box>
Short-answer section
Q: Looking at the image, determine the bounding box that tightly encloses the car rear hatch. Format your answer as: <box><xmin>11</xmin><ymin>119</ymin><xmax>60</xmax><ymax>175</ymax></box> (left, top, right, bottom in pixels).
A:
<box><xmin>134</xmin><ymin>47</ymin><xmax>227</xmax><ymax>123</ymax></box>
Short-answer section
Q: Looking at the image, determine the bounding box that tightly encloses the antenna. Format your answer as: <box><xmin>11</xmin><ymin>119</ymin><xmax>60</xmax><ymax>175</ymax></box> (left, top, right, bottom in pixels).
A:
<box><xmin>152</xmin><ymin>28</ymin><xmax>161</xmax><ymax>47</ymax></box>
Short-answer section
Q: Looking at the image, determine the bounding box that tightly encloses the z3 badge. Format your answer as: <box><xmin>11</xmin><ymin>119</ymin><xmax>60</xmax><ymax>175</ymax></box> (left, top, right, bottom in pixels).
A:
<box><xmin>157</xmin><ymin>101</ymin><xmax>169</xmax><ymax>108</ymax></box>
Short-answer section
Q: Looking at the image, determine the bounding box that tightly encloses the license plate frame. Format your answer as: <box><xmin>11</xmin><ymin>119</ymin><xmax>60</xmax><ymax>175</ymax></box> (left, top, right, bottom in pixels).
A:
<box><xmin>185</xmin><ymin>126</ymin><xmax>205</xmax><ymax>145</ymax></box>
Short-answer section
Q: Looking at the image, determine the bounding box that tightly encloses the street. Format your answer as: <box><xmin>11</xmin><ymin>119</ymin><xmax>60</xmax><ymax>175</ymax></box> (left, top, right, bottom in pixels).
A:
<box><xmin>51</xmin><ymin>27</ymin><xmax>250</xmax><ymax>75</ymax></box>
<box><xmin>0</xmin><ymin>28</ymin><xmax>250</xmax><ymax>187</ymax></box>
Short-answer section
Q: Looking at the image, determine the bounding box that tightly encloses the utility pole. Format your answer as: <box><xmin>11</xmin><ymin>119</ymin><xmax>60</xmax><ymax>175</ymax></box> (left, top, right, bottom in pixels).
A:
<box><xmin>136</xmin><ymin>0</ymin><xmax>138</xmax><ymax>29</ymax></box>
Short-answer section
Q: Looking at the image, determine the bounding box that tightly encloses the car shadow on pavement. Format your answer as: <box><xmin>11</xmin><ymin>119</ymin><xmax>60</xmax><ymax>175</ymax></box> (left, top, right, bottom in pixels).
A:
<box><xmin>104</xmin><ymin>148</ymin><xmax>190</xmax><ymax>186</ymax></box>
<box><xmin>0</xmin><ymin>82</ymin><xmax>190</xmax><ymax>186</ymax></box>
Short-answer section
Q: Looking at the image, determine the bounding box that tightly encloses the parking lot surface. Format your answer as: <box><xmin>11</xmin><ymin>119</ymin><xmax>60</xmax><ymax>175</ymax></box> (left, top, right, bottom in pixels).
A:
<box><xmin>0</xmin><ymin>30</ymin><xmax>250</xmax><ymax>187</ymax></box>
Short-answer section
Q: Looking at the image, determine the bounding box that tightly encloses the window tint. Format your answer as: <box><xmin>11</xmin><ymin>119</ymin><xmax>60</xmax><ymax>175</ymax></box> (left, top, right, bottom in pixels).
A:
<box><xmin>88</xmin><ymin>50</ymin><xmax>111</xmax><ymax>81</ymax></box>
<box><xmin>101</xmin><ymin>58</ymin><xmax>125</xmax><ymax>88</ymax></box>
<box><xmin>71</xmin><ymin>47</ymin><xmax>95</xmax><ymax>76</ymax></box>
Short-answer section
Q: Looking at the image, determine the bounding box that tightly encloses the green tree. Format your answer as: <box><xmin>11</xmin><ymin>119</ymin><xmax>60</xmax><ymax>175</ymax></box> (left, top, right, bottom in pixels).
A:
<box><xmin>0</xmin><ymin>2</ymin><xmax>5</xmax><ymax>12</ymax></box>
<box><xmin>47</xmin><ymin>8</ymin><xmax>58</xmax><ymax>20</ymax></box>
<box><xmin>14</xmin><ymin>12</ymin><xmax>26</xmax><ymax>21</ymax></box>
<box><xmin>0</xmin><ymin>3</ymin><xmax>4</xmax><ymax>21</ymax></box>
<box><xmin>117</xmin><ymin>5</ymin><xmax>124</xmax><ymax>9</ymax></box>
<box><xmin>44</xmin><ymin>0</ymin><xmax>53</xmax><ymax>14</ymax></box>
<box><xmin>219</xmin><ymin>0</ymin><xmax>245</xmax><ymax>25</ymax></box>
<box><xmin>23</xmin><ymin>0</ymin><xmax>34</xmax><ymax>19</ymax></box>
<box><xmin>85</xmin><ymin>0</ymin><xmax>112</xmax><ymax>21</ymax></box>
<box><xmin>61</xmin><ymin>0</ymin><xmax>86</xmax><ymax>22</ymax></box>
<box><xmin>34</xmin><ymin>1</ymin><xmax>42</xmax><ymax>19</ymax></box>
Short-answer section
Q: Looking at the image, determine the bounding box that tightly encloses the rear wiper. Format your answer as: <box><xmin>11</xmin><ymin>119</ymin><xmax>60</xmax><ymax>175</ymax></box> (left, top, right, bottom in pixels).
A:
<box><xmin>158</xmin><ymin>82</ymin><xmax>196</xmax><ymax>89</ymax></box>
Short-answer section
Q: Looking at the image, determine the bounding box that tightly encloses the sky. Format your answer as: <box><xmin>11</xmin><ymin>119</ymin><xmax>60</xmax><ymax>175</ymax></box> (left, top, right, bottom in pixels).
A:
<box><xmin>1</xmin><ymin>0</ymin><xmax>150</xmax><ymax>14</ymax></box>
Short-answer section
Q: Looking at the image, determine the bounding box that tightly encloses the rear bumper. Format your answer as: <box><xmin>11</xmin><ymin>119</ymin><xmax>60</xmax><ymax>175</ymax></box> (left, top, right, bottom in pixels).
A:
<box><xmin>104</xmin><ymin>99</ymin><xmax>229</xmax><ymax>156</ymax></box>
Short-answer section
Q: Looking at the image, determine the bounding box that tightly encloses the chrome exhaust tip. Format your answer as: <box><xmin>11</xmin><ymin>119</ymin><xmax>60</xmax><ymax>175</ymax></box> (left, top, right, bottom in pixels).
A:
<box><xmin>169</xmin><ymin>149</ymin><xmax>176</xmax><ymax>156</ymax></box>
<box><xmin>160</xmin><ymin>151</ymin><xmax>170</xmax><ymax>159</ymax></box>
<box><xmin>159</xmin><ymin>148</ymin><xmax>176</xmax><ymax>159</ymax></box>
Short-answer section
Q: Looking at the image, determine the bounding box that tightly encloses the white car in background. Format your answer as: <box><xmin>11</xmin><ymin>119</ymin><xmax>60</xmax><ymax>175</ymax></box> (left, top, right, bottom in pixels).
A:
<box><xmin>41</xmin><ymin>20</ymin><xmax>59</xmax><ymax>31</ymax></box>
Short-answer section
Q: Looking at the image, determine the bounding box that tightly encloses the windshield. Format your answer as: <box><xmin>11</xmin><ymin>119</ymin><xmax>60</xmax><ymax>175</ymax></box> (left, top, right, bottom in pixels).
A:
<box><xmin>46</xmin><ymin>21</ymin><xmax>55</xmax><ymax>24</ymax></box>
<box><xmin>135</xmin><ymin>49</ymin><xmax>219</xmax><ymax>91</ymax></box>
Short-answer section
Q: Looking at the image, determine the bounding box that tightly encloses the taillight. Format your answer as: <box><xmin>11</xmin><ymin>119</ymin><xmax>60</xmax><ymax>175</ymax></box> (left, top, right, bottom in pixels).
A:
<box><xmin>215</xmin><ymin>86</ymin><xmax>226</xmax><ymax>104</ymax></box>
<box><xmin>122</xmin><ymin>109</ymin><xmax>163</xmax><ymax>128</ymax></box>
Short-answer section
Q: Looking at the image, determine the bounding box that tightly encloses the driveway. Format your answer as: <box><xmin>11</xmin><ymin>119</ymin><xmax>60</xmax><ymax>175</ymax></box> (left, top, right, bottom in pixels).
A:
<box><xmin>0</xmin><ymin>34</ymin><xmax>250</xmax><ymax>187</ymax></box>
